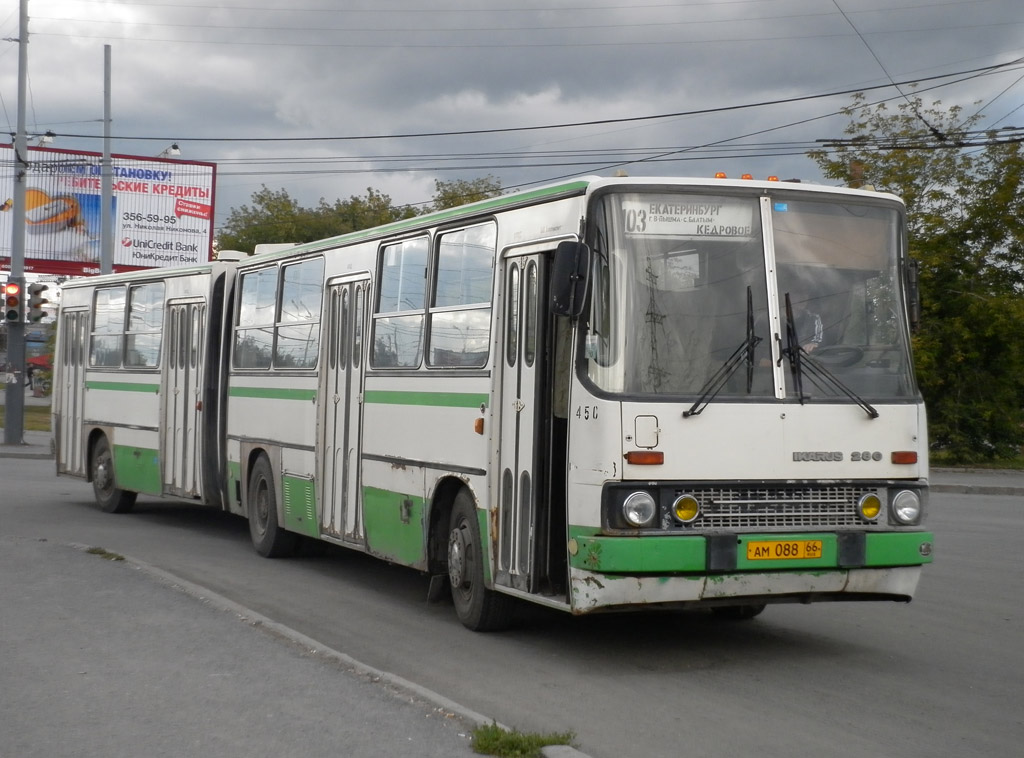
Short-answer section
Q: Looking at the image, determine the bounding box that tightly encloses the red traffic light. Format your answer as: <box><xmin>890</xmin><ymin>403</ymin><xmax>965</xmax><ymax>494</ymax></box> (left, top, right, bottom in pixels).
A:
<box><xmin>3</xmin><ymin>281</ymin><xmax>22</xmax><ymax>322</ymax></box>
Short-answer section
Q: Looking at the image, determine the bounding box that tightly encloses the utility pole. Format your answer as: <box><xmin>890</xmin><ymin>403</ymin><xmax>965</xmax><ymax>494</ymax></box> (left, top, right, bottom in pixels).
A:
<box><xmin>4</xmin><ymin>0</ymin><xmax>29</xmax><ymax>446</ymax></box>
<box><xmin>101</xmin><ymin>45</ymin><xmax>113</xmax><ymax>275</ymax></box>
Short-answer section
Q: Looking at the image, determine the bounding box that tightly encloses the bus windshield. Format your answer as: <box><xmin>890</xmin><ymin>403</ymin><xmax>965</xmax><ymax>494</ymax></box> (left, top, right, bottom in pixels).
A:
<box><xmin>583</xmin><ymin>189</ymin><xmax>917</xmax><ymax>403</ymax></box>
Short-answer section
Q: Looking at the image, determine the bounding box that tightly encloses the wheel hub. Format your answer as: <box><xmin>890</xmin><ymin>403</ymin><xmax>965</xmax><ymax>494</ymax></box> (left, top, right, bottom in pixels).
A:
<box><xmin>95</xmin><ymin>459</ymin><xmax>111</xmax><ymax>491</ymax></box>
<box><xmin>448</xmin><ymin>526</ymin><xmax>468</xmax><ymax>589</ymax></box>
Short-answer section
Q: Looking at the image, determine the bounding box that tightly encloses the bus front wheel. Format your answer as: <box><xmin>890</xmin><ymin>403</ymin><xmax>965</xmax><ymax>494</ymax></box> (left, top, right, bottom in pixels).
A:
<box><xmin>90</xmin><ymin>435</ymin><xmax>137</xmax><ymax>514</ymax></box>
<box><xmin>247</xmin><ymin>455</ymin><xmax>298</xmax><ymax>558</ymax></box>
<box><xmin>447</xmin><ymin>490</ymin><xmax>513</xmax><ymax>632</ymax></box>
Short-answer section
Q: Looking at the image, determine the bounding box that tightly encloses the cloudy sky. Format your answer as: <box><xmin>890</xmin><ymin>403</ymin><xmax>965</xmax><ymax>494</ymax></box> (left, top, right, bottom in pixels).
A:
<box><xmin>2</xmin><ymin>0</ymin><xmax>1022</xmax><ymax>235</ymax></box>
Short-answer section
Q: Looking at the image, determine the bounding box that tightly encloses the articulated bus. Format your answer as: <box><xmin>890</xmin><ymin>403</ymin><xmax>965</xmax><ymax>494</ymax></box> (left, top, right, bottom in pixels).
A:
<box><xmin>53</xmin><ymin>175</ymin><xmax>933</xmax><ymax>630</ymax></box>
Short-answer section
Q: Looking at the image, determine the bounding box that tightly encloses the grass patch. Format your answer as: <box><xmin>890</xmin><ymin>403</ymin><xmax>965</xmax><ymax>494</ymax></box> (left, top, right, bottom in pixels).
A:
<box><xmin>471</xmin><ymin>723</ymin><xmax>576</xmax><ymax>758</ymax></box>
<box><xmin>0</xmin><ymin>403</ymin><xmax>52</xmax><ymax>432</ymax></box>
<box><xmin>86</xmin><ymin>546</ymin><xmax>125</xmax><ymax>561</ymax></box>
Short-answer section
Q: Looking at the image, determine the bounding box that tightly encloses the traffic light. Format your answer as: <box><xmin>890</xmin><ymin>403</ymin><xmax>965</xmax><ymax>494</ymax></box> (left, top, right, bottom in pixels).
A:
<box><xmin>27</xmin><ymin>282</ymin><xmax>49</xmax><ymax>322</ymax></box>
<box><xmin>3</xmin><ymin>281</ymin><xmax>22</xmax><ymax>322</ymax></box>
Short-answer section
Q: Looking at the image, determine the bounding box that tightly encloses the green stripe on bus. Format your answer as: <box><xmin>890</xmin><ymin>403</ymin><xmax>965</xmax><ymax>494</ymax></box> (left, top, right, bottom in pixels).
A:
<box><xmin>363</xmin><ymin>390</ymin><xmax>488</xmax><ymax>408</ymax></box>
<box><xmin>568</xmin><ymin>530</ymin><xmax>708</xmax><ymax>573</ymax></box>
<box><xmin>86</xmin><ymin>381</ymin><xmax>160</xmax><ymax>393</ymax></box>
<box><xmin>229</xmin><ymin>386</ymin><xmax>317</xmax><ymax>401</ymax></box>
<box><xmin>363</xmin><ymin>486</ymin><xmax>427</xmax><ymax>568</ymax></box>
<box><xmin>112</xmin><ymin>444</ymin><xmax>162</xmax><ymax>495</ymax></box>
<box><xmin>865</xmin><ymin>531</ymin><xmax>934</xmax><ymax>566</ymax></box>
<box><xmin>282</xmin><ymin>475</ymin><xmax>319</xmax><ymax>538</ymax></box>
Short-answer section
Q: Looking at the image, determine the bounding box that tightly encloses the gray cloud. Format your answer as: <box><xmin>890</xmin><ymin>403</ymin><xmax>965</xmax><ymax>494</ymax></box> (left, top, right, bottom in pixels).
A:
<box><xmin>4</xmin><ymin>0</ymin><xmax>1022</xmax><ymax>230</ymax></box>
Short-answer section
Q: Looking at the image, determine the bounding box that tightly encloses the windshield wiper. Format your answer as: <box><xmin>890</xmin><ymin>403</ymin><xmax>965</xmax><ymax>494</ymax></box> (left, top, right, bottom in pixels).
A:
<box><xmin>782</xmin><ymin>293</ymin><xmax>878</xmax><ymax>419</ymax></box>
<box><xmin>684</xmin><ymin>287</ymin><xmax>762</xmax><ymax>418</ymax></box>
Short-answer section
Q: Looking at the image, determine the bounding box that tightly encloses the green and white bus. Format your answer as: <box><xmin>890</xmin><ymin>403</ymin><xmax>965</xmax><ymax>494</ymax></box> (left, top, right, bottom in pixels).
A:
<box><xmin>53</xmin><ymin>175</ymin><xmax>934</xmax><ymax>630</ymax></box>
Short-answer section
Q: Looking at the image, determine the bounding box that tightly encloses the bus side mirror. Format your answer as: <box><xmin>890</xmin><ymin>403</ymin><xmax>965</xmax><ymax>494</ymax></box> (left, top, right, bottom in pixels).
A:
<box><xmin>551</xmin><ymin>241</ymin><xmax>590</xmax><ymax>318</ymax></box>
<box><xmin>907</xmin><ymin>258</ymin><xmax>921</xmax><ymax>332</ymax></box>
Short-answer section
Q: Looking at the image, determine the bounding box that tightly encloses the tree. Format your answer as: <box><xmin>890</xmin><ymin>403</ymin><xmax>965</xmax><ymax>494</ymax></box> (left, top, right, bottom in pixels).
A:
<box><xmin>216</xmin><ymin>186</ymin><xmax>312</xmax><ymax>253</ymax></box>
<box><xmin>217</xmin><ymin>186</ymin><xmax>416</xmax><ymax>254</ymax></box>
<box><xmin>429</xmin><ymin>175</ymin><xmax>503</xmax><ymax>211</ymax></box>
<box><xmin>809</xmin><ymin>94</ymin><xmax>1024</xmax><ymax>462</ymax></box>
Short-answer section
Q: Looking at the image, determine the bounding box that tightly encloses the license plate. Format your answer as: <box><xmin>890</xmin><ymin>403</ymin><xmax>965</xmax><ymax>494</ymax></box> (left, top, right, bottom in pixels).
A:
<box><xmin>746</xmin><ymin>539</ymin><xmax>823</xmax><ymax>561</ymax></box>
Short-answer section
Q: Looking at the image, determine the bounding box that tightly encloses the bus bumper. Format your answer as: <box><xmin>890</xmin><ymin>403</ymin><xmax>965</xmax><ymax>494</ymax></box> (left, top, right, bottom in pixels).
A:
<box><xmin>566</xmin><ymin>530</ymin><xmax>933</xmax><ymax>613</ymax></box>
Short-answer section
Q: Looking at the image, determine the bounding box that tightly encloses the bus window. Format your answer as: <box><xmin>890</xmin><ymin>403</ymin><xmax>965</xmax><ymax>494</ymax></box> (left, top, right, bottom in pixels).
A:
<box><xmin>372</xmin><ymin>237</ymin><xmax>428</xmax><ymax>368</ymax></box>
<box><xmin>353</xmin><ymin>284</ymin><xmax>364</xmax><ymax>369</ymax></box>
<box><xmin>275</xmin><ymin>257</ymin><xmax>324</xmax><ymax>369</ymax></box>
<box><xmin>429</xmin><ymin>223</ymin><xmax>495</xmax><ymax>368</ymax></box>
<box><xmin>234</xmin><ymin>266</ymin><xmax>278</xmax><ymax>369</ymax></box>
<box><xmin>523</xmin><ymin>261</ymin><xmax>538</xmax><ymax>368</ymax></box>
<box><xmin>125</xmin><ymin>283</ymin><xmax>164</xmax><ymax>368</ymax></box>
<box><xmin>90</xmin><ymin>287</ymin><xmax>126</xmax><ymax>367</ymax></box>
<box><xmin>506</xmin><ymin>263</ymin><xmax>520</xmax><ymax>368</ymax></box>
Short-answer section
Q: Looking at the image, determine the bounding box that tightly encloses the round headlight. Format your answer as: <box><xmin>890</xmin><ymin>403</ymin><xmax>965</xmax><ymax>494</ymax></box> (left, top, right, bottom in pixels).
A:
<box><xmin>623</xmin><ymin>491</ymin><xmax>657</xmax><ymax>527</ymax></box>
<box><xmin>673</xmin><ymin>494</ymin><xmax>700</xmax><ymax>524</ymax></box>
<box><xmin>857</xmin><ymin>493</ymin><xmax>882</xmax><ymax>521</ymax></box>
<box><xmin>891</xmin><ymin>490</ymin><xmax>921</xmax><ymax>524</ymax></box>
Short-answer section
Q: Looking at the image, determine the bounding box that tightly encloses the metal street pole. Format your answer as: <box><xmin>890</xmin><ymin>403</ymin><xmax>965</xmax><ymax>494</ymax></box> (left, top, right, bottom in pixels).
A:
<box><xmin>4</xmin><ymin>0</ymin><xmax>29</xmax><ymax>446</ymax></box>
<box><xmin>101</xmin><ymin>44</ymin><xmax>113</xmax><ymax>275</ymax></box>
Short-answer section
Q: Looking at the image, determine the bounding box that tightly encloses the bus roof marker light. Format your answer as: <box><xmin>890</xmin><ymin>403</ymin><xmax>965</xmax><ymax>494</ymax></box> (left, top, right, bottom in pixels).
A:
<box><xmin>714</xmin><ymin>172</ymin><xmax>728</xmax><ymax>179</ymax></box>
<box><xmin>740</xmin><ymin>174</ymin><xmax>754</xmax><ymax>180</ymax></box>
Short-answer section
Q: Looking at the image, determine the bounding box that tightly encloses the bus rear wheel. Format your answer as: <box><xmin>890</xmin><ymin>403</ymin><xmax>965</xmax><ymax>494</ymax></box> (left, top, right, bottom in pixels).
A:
<box><xmin>90</xmin><ymin>435</ymin><xmax>137</xmax><ymax>514</ymax></box>
<box><xmin>447</xmin><ymin>490</ymin><xmax>513</xmax><ymax>632</ymax></box>
<box><xmin>247</xmin><ymin>455</ymin><xmax>298</xmax><ymax>558</ymax></box>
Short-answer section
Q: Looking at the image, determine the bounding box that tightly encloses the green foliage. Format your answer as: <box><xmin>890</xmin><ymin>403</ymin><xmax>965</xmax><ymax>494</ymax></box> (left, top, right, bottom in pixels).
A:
<box><xmin>217</xmin><ymin>185</ymin><xmax>417</xmax><ymax>254</ymax></box>
<box><xmin>809</xmin><ymin>94</ymin><xmax>1024</xmax><ymax>462</ymax></box>
<box><xmin>471</xmin><ymin>723</ymin><xmax>576</xmax><ymax>758</ymax></box>
<box><xmin>430</xmin><ymin>175</ymin><xmax>503</xmax><ymax>211</ymax></box>
<box><xmin>217</xmin><ymin>177</ymin><xmax>502</xmax><ymax>255</ymax></box>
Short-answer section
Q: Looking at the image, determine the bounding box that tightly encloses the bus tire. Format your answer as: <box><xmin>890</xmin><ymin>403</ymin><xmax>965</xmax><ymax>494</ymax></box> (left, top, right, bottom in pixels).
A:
<box><xmin>247</xmin><ymin>455</ymin><xmax>298</xmax><ymax>558</ymax></box>
<box><xmin>447</xmin><ymin>490</ymin><xmax>513</xmax><ymax>632</ymax></box>
<box><xmin>90</xmin><ymin>435</ymin><xmax>137</xmax><ymax>514</ymax></box>
<box><xmin>711</xmin><ymin>603</ymin><xmax>766</xmax><ymax>621</ymax></box>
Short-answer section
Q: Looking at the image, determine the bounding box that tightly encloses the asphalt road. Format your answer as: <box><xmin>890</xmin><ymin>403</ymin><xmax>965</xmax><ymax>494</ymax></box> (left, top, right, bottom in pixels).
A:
<box><xmin>2</xmin><ymin>456</ymin><xmax>1021</xmax><ymax>758</ymax></box>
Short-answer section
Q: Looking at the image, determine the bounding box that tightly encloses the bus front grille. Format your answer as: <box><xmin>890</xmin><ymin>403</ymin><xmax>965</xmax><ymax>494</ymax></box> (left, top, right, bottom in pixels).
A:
<box><xmin>681</xmin><ymin>486</ymin><xmax>873</xmax><ymax>531</ymax></box>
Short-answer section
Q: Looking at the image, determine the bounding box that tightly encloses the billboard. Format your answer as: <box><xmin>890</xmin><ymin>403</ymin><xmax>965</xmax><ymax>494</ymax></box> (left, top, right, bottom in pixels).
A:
<box><xmin>0</xmin><ymin>145</ymin><xmax>216</xmax><ymax>277</ymax></box>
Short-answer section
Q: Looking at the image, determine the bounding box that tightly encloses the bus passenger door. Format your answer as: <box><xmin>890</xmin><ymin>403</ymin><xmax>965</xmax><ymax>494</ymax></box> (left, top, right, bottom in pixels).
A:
<box><xmin>319</xmin><ymin>277</ymin><xmax>369</xmax><ymax>544</ymax></box>
<box><xmin>56</xmin><ymin>309</ymin><xmax>88</xmax><ymax>477</ymax></box>
<box><xmin>498</xmin><ymin>255</ymin><xmax>548</xmax><ymax>593</ymax></box>
<box><xmin>162</xmin><ymin>300</ymin><xmax>206</xmax><ymax>498</ymax></box>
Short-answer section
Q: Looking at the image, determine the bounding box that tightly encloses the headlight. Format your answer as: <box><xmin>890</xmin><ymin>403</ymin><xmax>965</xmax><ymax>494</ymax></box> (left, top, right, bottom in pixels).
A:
<box><xmin>857</xmin><ymin>492</ymin><xmax>882</xmax><ymax>522</ymax></box>
<box><xmin>622</xmin><ymin>491</ymin><xmax>657</xmax><ymax>527</ymax></box>
<box><xmin>672</xmin><ymin>494</ymin><xmax>701</xmax><ymax>524</ymax></box>
<box><xmin>891</xmin><ymin>489</ymin><xmax>921</xmax><ymax>524</ymax></box>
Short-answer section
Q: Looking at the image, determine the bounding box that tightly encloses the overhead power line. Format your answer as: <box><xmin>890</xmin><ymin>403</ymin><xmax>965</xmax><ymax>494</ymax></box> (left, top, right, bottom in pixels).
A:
<box><xmin>46</xmin><ymin>57</ymin><xmax>1024</xmax><ymax>146</ymax></box>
